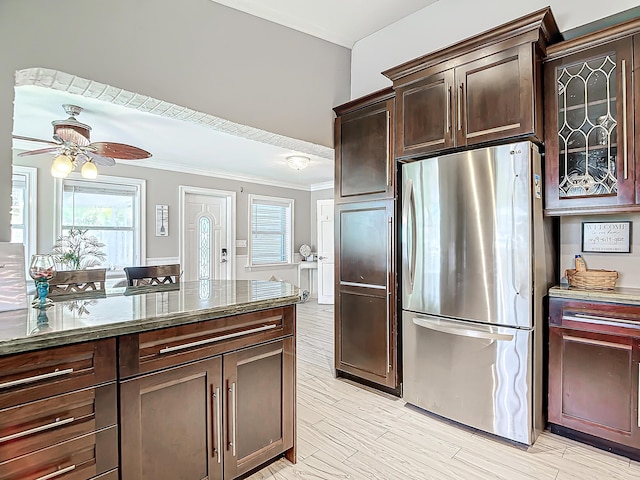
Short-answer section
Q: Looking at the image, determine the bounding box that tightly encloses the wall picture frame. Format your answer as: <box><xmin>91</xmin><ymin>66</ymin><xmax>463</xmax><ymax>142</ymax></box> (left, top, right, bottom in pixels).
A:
<box><xmin>155</xmin><ymin>205</ymin><xmax>169</xmax><ymax>237</ymax></box>
<box><xmin>581</xmin><ymin>221</ymin><xmax>631</xmax><ymax>253</ymax></box>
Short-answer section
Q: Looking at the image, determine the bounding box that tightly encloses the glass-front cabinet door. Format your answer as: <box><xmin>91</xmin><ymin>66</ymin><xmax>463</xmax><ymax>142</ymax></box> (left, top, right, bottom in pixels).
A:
<box><xmin>544</xmin><ymin>38</ymin><xmax>634</xmax><ymax>214</ymax></box>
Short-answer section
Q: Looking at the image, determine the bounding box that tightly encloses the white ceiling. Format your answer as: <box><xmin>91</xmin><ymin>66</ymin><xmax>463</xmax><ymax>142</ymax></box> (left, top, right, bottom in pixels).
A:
<box><xmin>12</xmin><ymin>85</ymin><xmax>334</xmax><ymax>191</ymax></box>
<box><xmin>211</xmin><ymin>0</ymin><xmax>439</xmax><ymax>48</ymax></box>
<box><xmin>12</xmin><ymin>2</ymin><xmax>441</xmax><ymax>190</ymax></box>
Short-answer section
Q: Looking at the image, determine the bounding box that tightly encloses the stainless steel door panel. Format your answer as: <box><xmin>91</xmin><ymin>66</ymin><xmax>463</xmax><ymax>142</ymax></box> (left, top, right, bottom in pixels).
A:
<box><xmin>402</xmin><ymin>311</ymin><xmax>533</xmax><ymax>445</ymax></box>
<box><xmin>401</xmin><ymin>141</ymin><xmax>535</xmax><ymax>328</ymax></box>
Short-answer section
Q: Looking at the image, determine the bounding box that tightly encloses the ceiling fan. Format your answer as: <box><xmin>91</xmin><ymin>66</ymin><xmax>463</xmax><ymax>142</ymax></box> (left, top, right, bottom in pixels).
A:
<box><xmin>13</xmin><ymin>104</ymin><xmax>152</xmax><ymax>179</ymax></box>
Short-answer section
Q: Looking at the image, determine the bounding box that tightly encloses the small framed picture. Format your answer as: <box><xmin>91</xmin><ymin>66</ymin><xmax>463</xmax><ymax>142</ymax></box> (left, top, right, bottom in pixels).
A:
<box><xmin>582</xmin><ymin>221</ymin><xmax>631</xmax><ymax>253</ymax></box>
<box><xmin>155</xmin><ymin>205</ymin><xmax>169</xmax><ymax>237</ymax></box>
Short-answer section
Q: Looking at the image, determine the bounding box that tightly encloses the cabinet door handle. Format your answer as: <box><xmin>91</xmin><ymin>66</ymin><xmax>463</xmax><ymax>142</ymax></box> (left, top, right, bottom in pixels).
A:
<box><xmin>0</xmin><ymin>416</ymin><xmax>75</xmax><ymax>444</ymax></box>
<box><xmin>35</xmin><ymin>465</ymin><xmax>76</xmax><ymax>480</ymax></box>
<box><xmin>458</xmin><ymin>82</ymin><xmax>464</xmax><ymax>131</ymax></box>
<box><xmin>213</xmin><ymin>386</ymin><xmax>222</xmax><ymax>463</ymax></box>
<box><xmin>229</xmin><ymin>382</ymin><xmax>237</xmax><ymax>457</ymax></box>
<box><xmin>622</xmin><ymin>59</ymin><xmax>628</xmax><ymax>180</ymax></box>
<box><xmin>159</xmin><ymin>324</ymin><xmax>277</xmax><ymax>354</ymax></box>
<box><xmin>446</xmin><ymin>85</ymin><xmax>452</xmax><ymax>133</ymax></box>
<box><xmin>386</xmin><ymin>216</ymin><xmax>392</xmax><ymax>374</ymax></box>
<box><xmin>638</xmin><ymin>363</ymin><xmax>640</xmax><ymax>428</ymax></box>
<box><xmin>386</xmin><ymin>110</ymin><xmax>392</xmax><ymax>187</ymax></box>
<box><xmin>0</xmin><ymin>368</ymin><xmax>74</xmax><ymax>390</ymax></box>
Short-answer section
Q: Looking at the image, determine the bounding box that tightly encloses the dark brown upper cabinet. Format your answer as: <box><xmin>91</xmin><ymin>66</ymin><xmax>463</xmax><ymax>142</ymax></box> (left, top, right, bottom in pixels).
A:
<box><xmin>544</xmin><ymin>19</ymin><xmax>640</xmax><ymax>216</ymax></box>
<box><xmin>334</xmin><ymin>88</ymin><xmax>395</xmax><ymax>203</ymax></box>
<box><xmin>384</xmin><ymin>7</ymin><xmax>559</xmax><ymax>161</ymax></box>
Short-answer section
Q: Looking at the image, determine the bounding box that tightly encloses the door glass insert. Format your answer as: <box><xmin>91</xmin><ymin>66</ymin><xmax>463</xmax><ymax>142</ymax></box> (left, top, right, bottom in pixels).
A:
<box><xmin>199</xmin><ymin>216</ymin><xmax>211</xmax><ymax>280</ymax></box>
<box><xmin>557</xmin><ymin>54</ymin><xmax>617</xmax><ymax>197</ymax></box>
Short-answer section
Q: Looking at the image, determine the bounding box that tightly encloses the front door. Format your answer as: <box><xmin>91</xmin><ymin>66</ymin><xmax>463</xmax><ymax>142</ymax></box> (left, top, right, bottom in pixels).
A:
<box><xmin>183</xmin><ymin>192</ymin><xmax>229</xmax><ymax>282</ymax></box>
<box><xmin>317</xmin><ymin>199</ymin><xmax>334</xmax><ymax>304</ymax></box>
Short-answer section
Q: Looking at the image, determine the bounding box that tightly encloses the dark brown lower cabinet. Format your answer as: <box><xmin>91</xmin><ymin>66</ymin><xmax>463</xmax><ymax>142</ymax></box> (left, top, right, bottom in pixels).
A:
<box><xmin>120</xmin><ymin>338</ymin><xmax>294</xmax><ymax>480</ymax></box>
<box><xmin>223</xmin><ymin>338</ymin><xmax>295</xmax><ymax>479</ymax></box>
<box><xmin>120</xmin><ymin>357</ymin><xmax>223</xmax><ymax>480</ymax></box>
<box><xmin>548</xmin><ymin>297</ymin><xmax>640</xmax><ymax>451</ymax></box>
<box><xmin>335</xmin><ymin>200</ymin><xmax>398</xmax><ymax>390</ymax></box>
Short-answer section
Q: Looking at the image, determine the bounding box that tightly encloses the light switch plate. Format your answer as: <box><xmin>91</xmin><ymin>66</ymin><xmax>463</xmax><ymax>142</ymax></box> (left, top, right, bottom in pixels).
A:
<box><xmin>236</xmin><ymin>239</ymin><xmax>247</xmax><ymax>248</ymax></box>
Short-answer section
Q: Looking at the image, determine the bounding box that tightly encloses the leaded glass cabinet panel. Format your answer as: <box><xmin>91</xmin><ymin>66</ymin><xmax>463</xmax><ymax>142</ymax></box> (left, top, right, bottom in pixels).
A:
<box><xmin>544</xmin><ymin>38</ymin><xmax>634</xmax><ymax>214</ymax></box>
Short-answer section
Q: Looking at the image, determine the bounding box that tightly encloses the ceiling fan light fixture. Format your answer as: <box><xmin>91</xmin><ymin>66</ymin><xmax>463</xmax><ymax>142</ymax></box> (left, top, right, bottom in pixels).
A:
<box><xmin>52</xmin><ymin>154</ymin><xmax>73</xmax><ymax>175</ymax></box>
<box><xmin>81</xmin><ymin>160</ymin><xmax>98</xmax><ymax>179</ymax></box>
<box><xmin>50</xmin><ymin>163</ymin><xmax>69</xmax><ymax>178</ymax></box>
<box><xmin>286</xmin><ymin>155</ymin><xmax>310</xmax><ymax>170</ymax></box>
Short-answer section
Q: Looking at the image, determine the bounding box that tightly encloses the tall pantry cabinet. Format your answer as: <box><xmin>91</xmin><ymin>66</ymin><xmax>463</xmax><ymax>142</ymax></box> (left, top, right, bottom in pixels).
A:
<box><xmin>333</xmin><ymin>88</ymin><xmax>400</xmax><ymax>391</ymax></box>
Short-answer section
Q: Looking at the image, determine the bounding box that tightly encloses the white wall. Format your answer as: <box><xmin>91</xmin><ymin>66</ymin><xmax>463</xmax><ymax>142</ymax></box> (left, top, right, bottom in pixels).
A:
<box><xmin>0</xmin><ymin>0</ymin><xmax>351</xmax><ymax>241</ymax></box>
<box><xmin>351</xmin><ymin>0</ymin><xmax>639</xmax><ymax>98</ymax></box>
<box><xmin>560</xmin><ymin>215</ymin><xmax>640</xmax><ymax>288</ymax></box>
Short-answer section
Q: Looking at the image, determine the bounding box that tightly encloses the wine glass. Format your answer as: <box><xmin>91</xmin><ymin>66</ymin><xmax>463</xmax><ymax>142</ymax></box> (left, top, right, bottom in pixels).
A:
<box><xmin>29</xmin><ymin>254</ymin><xmax>56</xmax><ymax>309</ymax></box>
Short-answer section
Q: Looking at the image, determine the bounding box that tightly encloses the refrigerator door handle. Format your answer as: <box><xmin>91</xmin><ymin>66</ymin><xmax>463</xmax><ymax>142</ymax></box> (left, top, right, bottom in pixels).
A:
<box><xmin>412</xmin><ymin>316</ymin><xmax>514</xmax><ymax>342</ymax></box>
<box><xmin>402</xmin><ymin>179</ymin><xmax>417</xmax><ymax>294</ymax></box>
<box><xmin>510</xmin><ymin>165</ymin><xmax>522</xmax><ymax>298</ymax></box>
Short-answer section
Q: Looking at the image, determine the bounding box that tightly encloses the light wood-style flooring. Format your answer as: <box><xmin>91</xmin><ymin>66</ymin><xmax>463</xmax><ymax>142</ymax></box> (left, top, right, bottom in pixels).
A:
<box><xmin>248</xmin><ymin>300</ymin><xmax>639</xmax><ymax>479</ymax></box>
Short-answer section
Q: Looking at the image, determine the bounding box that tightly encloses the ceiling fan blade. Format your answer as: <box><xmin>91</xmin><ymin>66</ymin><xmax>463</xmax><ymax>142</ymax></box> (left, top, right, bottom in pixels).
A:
<box><xmin>17</xmin><ymin>146</ymin><xmax>60</xmax><ymax>157</ymax></box>
<box><xmin>85</xmin><ymin>151</ymin><xmax>116</xmax><ymax>166</ymax></box>
<box><xmin>89</xmin><ymin>142</ymin><xmax>152</xmax><ymax>160</ymax></box>
<box><xmin>12</xmin><ymin>135</ymin><xmax>59</xmax><ymax>146</ymax></box>
<box><xmin>56</xmin><ymin>127</ymin><xmax>90</xmax><ymax>146</ymax></box>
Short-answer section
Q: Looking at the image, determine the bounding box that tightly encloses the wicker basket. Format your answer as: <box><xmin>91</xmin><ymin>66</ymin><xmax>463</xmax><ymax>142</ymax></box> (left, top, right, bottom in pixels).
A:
<box><xmin>565</xmin><ymin>268</ymin><xmax>618</xmax><ymax>290</ymax></box>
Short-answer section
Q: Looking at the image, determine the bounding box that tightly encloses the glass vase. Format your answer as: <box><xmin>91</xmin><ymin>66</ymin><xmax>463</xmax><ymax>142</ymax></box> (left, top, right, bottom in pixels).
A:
<box><xmin>29</xmin><ymin>254</ymin><xmax>56</xmax><ymax>309</ymax></box>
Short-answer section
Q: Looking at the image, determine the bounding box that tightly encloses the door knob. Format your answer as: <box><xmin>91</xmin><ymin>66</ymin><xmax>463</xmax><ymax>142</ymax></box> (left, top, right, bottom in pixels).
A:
<box><xmin>318</xmin><ymin>256</ymin><xmax>326</xmax><ymax>260</ymax></box>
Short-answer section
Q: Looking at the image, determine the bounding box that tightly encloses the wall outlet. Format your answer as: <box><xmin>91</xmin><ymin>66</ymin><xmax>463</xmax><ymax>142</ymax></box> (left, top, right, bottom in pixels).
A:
<box><xmin>236</xmin><ymin>239</ymin><xmax>247</xmax><ymax>248</ymax></box>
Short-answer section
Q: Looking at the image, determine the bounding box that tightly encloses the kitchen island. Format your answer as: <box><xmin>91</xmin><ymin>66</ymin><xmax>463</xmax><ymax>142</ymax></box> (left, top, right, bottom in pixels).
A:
<box><xmin>0</xmin><ymin>280</ymin><xmax>300</xmax><ymax>480</ymax></box>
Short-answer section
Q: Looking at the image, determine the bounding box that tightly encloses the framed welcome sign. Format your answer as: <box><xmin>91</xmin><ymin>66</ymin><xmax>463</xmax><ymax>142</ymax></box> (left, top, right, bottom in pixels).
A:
<box><xmin>582</xmin><ymin>221</ymin><xmax>632</xmax><ymax>253</ymax></box>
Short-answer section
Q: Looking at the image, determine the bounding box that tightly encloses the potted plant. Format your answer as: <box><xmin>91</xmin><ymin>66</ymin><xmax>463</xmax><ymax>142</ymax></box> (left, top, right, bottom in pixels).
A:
<box><xmin>51</xmin><ymin>227</ymin><xmax>107</xmax><ymax>270</ymax></box>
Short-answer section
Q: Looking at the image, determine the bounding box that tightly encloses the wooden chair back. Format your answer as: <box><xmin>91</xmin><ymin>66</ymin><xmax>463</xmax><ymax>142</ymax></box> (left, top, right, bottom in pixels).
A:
<box><xmin>124</xmin><ymin>264</ymin><xmax>181</xmax><ymax>286</ymax></box>
<box><xmin>48</xmin><ymin>268</ymin><xmax>107</xmax><ymax>297</ymax></box>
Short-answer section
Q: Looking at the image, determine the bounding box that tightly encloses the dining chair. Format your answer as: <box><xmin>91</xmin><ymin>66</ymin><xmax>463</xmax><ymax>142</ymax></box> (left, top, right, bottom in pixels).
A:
<box><xmin>124</xmin><ymin>264</ymin><xmax>181</xmax><ymax>286</ymax></box>
<box><xmin>48</xmin><ymin>268</ymin><xmax>107</xmax><ymax>296</ymax></box>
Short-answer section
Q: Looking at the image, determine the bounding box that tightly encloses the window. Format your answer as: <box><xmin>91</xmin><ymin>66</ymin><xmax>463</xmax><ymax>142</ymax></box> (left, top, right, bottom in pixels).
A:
<box><xmin>11</xmin><ymin>166</ymin><xmax>37</xmax><ymax>267</ymax></box>
<box><xmin>249</xmin><ymin>194</ymin><xmax>294</xmax><ymax>265</ymax></box>
<box><xmin>59</xmin><ymin>175</ymin><xmax>145</xmax><ymax>273</ymax></box>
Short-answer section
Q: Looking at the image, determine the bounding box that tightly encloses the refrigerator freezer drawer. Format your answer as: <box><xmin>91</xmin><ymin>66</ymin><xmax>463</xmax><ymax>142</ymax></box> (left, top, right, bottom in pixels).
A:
<box><xmin>402</xmin><ymin>311</ymin><xmax>534</xmax><ymax>444</ymax></box>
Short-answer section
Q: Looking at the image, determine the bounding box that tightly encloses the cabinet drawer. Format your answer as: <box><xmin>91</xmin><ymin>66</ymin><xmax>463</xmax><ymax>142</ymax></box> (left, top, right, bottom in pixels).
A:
<box><xmin>0</xmin><ymin>339</ymin><xmax>116</xmax><ymax>409</ymax></box>
<box><xmin>0</xmin><ymin>383</ymin><xmax>116</xmax><ymax>462</ymax></box>
<box><xmin>0</xmin><ymin>425</ymin><xmax>118</xmax><ymax>480</ymax></box>
<box><xmin>549</xmin><ymin>297</ymin><xmax>640</xmax><ymax>338</ymax></box>
<box><xmin>119</xmin><ymin>306</ymin><xmax>295</xmax><ymax>378</ymax></box>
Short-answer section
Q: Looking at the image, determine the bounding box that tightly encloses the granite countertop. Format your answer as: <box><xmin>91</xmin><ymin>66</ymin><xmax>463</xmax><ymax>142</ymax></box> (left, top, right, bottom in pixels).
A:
<box><xmin>549</xmin><ymin>285</ymin><xmax>640</xmax><ymax>305</ymax></box>
<box><xmin>0</xmin><ymin>280</ymin><xmax>301</xmax><ymax>355</ymax></box>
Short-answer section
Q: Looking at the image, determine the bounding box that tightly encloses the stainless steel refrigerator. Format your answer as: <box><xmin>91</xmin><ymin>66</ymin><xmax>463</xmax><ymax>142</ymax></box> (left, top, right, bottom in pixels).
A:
<box><xmin>401</xmin><ymin>141</ymin><xmax>554</xmax><ymax>445</ymax></box>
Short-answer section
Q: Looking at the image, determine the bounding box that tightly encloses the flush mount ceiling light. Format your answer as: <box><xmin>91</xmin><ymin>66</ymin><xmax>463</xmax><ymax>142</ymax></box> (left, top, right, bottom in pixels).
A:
<box><xmin>286</xmin><ymin>155</ymin><xmax>310</xmax><ymax>170</ymax></box>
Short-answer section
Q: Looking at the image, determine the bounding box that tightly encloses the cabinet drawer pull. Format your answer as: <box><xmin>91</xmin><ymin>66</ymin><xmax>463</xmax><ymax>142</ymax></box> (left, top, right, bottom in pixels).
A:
<box><xmin>159</xmin><ymin>324</ymin><xmax>278</xmax><ymax>354</ymax></box>
<box><xmin>622</xmin><ymin>59</ymin><xmax>628</xmax><ymax>180</ymax></box>
<box><xmin>638</xmin><ymin>363</ymin><xmax>639</xmax><ymax>428</ymax></box>
<box><xmin>0</xmin><ymin>368</ymin><xmax>74</xmax><ymax>390</ymax></box>
<box><xmin>564</xmin><ymin>313</ymin><xmax>640</xmax><ymax>330</ymax></box>
<box><xmin>229</xmin><ymin>382</ymin><xmax>237</xmax><ymax>457</ymax></box>
<box><xmin>35</xmin><ymin>465</ymin><xmax>76</xmax><ymax>480</ymax></box>
<box><xmin>0</xmin><ymin>416</ymin><xmax>75</xmax><ymax>444</ymax></box>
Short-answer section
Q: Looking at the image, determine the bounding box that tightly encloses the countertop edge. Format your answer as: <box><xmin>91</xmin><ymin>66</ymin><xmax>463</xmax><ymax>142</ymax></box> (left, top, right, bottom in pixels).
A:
<box><xmin>0</xmin><ymin>295</ymin><xmax>301</xmax><ymax>356</ymax></box>
<box><xmin>548</xmin><ymin>286</ymin><xmax>640</xmax><ymax>305</ymax></box>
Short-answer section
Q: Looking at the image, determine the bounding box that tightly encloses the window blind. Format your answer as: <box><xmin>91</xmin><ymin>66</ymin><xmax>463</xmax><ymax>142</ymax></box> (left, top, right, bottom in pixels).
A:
<box><xmin>250</xmin><ymin>198</ymin><xmax>292</xmax><ymax>265</ymax></box>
